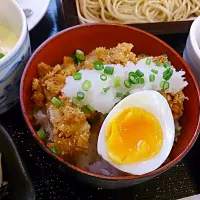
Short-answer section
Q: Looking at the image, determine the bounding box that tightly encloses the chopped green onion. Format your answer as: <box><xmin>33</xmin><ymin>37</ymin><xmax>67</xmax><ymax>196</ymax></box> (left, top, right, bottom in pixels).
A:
<box><xmin>93</xmin><ymin>61</ymin><xmax>104</xmax><ymax>70</ymax></box>
<box><xmin>72</xmin><ymin>55</ymin><xmax>81</xmax><ymax>65</ymax></box>
<box><xmin>72</xmin><ymin>97</ymin><xmax>81</xmax><ymax>107</ymax></box>
<box><xmin>163</xmin><ymin>61</ymin><xmax>171</xmax><ymax>68</ymax></box>
<box><xmin>82</xmin><ymin>106</ymin><xmax>89</xmax><ymax>114</ymax></box>
<box><xmin>163</xmin><ymin>68</ymin><xmax>173</xmax><ymax>81</ymax></box>
<box><xmin>149</xmin><ymin>74</ymin><xmax>155</xmax><ymax>82</ymax></box>
<box><xmin>77</xmin><ymin>91</ymin><xmax>84</xmax><ymax>100</ymax></box>
<box><xmin>116</xmin><ymin>92</ymin><xmax>123</xmax><ymax>97</ymax></box>
<box><xmin>124</xmin><ymin>92</ymin><xmax>130</xmax><ymax>98</ymax></box>
<box><xmin>100</xmin><ymin>74</ymin><xmax>107</xmax><ymax>81</ymax></box>
<box><xmin>129</xmin><ymin>73</ymin><xmax>139</xmax><ymax>84</ymax></box>
<box><xmin>160</xmin><ymin>81</ymin><xmax>170</xmax><ymax>90</ymax></box>
<box><xmin>124</xmin><ymin>80</ymin><xmax>132</xmax><ymax>88</ymax></box>
<box><xmin>135</xmin><ymin>69</ymin><xmax>144</xmax><ymax>77</ymax></box>
<box><xmin>162</xmin><ymin>54</ymin><xmax>168</xmax><ymax>58</ymax></box>
<box><xmin>51</xmin><ymin>97</ymin><xmax>63</xmax><ymax>108</ymax></box>
<box><xmin>51</xmin><ymin>147</ymin><xmax>59</xmax><ymax>155</ymax></box>
<box><xmin>73</xmin><ymin>72</ymin><xmax>82</xmax><ymax>80</ymax></box>
<box><xmin>76</xmin><ymin>50</ymin><xmax>84</xmax><ymax>61</ymax></box>
<box><xmin>104</xmin><ymin>66</ymin><xmax>114</xmax><ymax>75</ymax></box>
<box><xmin>86</xmin><ymin>105</ymin><xmax>95</xmax><ymax>112</ymax></box>
<box><xmin>138</xmin><ymin>78</ymin><xmax>145</xmax><ymax>84</ymax></box>
<box><xmin>102</xmin><ymin>87</ymin><xmax>110</xmax><ymax>95</ymax></box>
<box><xmin>129</xmin><ymin>72</ymin><xmax>135</xmax><ymax>77</ymax></box>
<box><xmin>155</xmin><ymin>61</ymin><xmax>161</xmax><ymax>66</ymax></box>
<box><xmin>0</xmin><ymin>53</ymin><xmax>5</xmax><ymax>59</ymax></box>
<box><xmin>37</xmin><ymin>128</ymin><xmax>47</xmax><ymax>141</ymax></box>
<box><xmin>113</xmin><ymin>77</ymin><xmax>121</xmax><ymax>87</ymax></box>
<box><xmin>82</xmin><ymin>80</ymin><xmax>92</xmax><ymax>91</ymax></box>
<box><xmin>151</xmin><ymin>69</ymin><xmax>158</xmax><ymax>74</ymax></box>
<box><xmin>145</xmin><ymin>57</ymin><xmax>152</xmax><ymax>65</ymax></box>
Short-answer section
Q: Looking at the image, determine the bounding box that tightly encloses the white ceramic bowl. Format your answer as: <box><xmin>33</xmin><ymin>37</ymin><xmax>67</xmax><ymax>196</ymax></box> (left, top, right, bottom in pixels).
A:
<box><xmin>0</xmin><ymin>0</ymin><xmax>31</xmax><ymax>114</ymax></box>
<box><xmin>183</xmin><ymin>16</ymin><xmax>200</xmax><ymax>85</ymax></box>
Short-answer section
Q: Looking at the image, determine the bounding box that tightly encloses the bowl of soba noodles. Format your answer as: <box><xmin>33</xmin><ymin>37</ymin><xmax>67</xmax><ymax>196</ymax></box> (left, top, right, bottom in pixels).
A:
<box><xmin>20</xmin><ymin>24</ymin><xmax>200</xmax><ymax>189</ymax></box>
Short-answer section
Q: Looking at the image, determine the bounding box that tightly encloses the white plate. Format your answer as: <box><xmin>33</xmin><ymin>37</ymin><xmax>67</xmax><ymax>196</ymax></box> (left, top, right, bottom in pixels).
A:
<box><xmin>16</xmin><ymin>0</ymin><xmax>50</xmax><ymax>31</ymax></box>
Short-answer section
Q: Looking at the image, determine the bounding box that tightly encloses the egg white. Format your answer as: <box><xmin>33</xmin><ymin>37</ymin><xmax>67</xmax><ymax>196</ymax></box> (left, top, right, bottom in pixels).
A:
<box><xmin>97</xmin><ymin>90</ymin><xmax>175</xmax><ymax>175</ymax></box>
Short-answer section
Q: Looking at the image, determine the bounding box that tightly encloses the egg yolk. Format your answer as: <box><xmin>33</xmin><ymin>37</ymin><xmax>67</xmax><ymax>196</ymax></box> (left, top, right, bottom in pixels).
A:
<box><xmin>106</xmin><ymin>107</ymin><xmax>163</xmax><ymax>165</ymax></box>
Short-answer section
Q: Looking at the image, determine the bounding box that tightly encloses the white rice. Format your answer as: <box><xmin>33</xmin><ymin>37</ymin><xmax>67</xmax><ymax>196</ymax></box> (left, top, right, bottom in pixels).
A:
<box><xmin>62</xmin><ymin>58</ymin><xmax>188</xmax><ymax>114</ymax></box>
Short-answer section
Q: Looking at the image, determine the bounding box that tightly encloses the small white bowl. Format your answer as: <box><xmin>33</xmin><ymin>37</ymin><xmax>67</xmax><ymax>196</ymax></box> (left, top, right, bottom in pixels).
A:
<box><xmin>0</xmin><ymin>0</ymin><xmax>31</xmax><ymax>114</ymax></box>
<box><xmin>183</xmin><ymin>16</ymin><xmax>200</xmax><ymax>85</ymax></box>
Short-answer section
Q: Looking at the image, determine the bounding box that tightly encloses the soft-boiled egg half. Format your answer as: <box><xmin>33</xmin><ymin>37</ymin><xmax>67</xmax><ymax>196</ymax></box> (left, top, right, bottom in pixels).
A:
<box><xmin>97</xmin><ymin>90</ymin><xmax>175</xmax><ymax>175</ymax></box>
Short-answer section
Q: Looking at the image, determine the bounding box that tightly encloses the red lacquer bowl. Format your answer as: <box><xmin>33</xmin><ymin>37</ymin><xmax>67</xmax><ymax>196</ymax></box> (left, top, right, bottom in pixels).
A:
<box><xmin>20</xmin><ymin>24</ymin><xmax>200</xmax><ymax>189</ymax></box>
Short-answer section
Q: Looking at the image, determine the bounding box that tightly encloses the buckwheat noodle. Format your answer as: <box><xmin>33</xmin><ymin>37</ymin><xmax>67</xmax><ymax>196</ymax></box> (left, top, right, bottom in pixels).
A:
<box><xmin>75</xmin><ymin>0</ymin><xmax>200</xmax><ymax>24</ymax></box>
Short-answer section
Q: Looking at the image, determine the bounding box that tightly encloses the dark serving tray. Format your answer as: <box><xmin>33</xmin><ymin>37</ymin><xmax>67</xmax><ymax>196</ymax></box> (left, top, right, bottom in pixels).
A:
<box><xmin>62</xmin><ymin>0</ymin><xmax>194</xmax><ymax>34</ymax></box>
<box><xmin>0</xmin><ymin>0</ymin><xmax>199</xmax><ymax>199</ymax></box>
<box><xmin>0</xmin><ymin>125</ymin><xmax>35</xmax><ymax>200</ymax></box>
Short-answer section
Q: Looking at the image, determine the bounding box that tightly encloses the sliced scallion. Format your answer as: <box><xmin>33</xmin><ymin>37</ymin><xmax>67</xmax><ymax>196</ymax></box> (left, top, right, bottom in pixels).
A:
<box><xmin>151</xmin><ymin>69</ymin><xmax>158</xmax><ymax>74</ymax></box>
<box><xmin>82</xmin><ymin>106</ymin><xmax>89</xmax><ymax>114</ymax></box>
<box><xmin>138</xmin><ymin>78</ymin><xmax>145</xmax><ymax>84</ymax></box>
<box><xmin>86</xmin><ymin>105</ymin><xmax>95</xmax><ymax>112</ymax></box>
<box><xmin>163</xmin><ymin>61</ymin><xmax>171</xmax><ymax>68</ymax></box>
<box><xmin>37</xmin><ymin>128</ymin><xmax>47</xmax><ymax>141</ymax></box>
<box><xmin>163</xmin><ymin>68</ymin><xmax>173</xmax><ymax>81</ymax></box>
<box><xmin>124</xmin><ymin>80</ymin><xmax>132</xmax><ymax>88</ymax></box>
<box><xmin>51</xmin><ymin>97</ymin><xmax>63</xmax><ymax>108</ymax></box>
<box><xmin>94</xmin><ymin>61</ymin><xmax>104</xmax><ymax>70</ymax></box>
<box><xmin>73</xmin><ymin>72</ymin><xmax>82</xmax><ymax>80</ymax></box>
<box><xmin>129</xmin><ymin>72</ymin><xmax>135</xmax><ymax>77</ymax></box>
<box><xmin>51</xmin><ymin>147</ymin><xmax>59</xmax><ymax>155</ymax></box>
<box><xmin>104</xmin><ymin>66</ymin><xmax>114</xmax><ymax>75</ymax></box>
<box><xmin>116</xmin><ymin>92</ymin><xmax>123</xmax><ymax>97</ymax></box>
<box><xmin>145</xmin><ymin>57</ymin><xmax>152</xmax><ymax>65</ymax></box>
<box><xmin>113</xmin><ymin>77</ymin><xmax>120</xmax><ymax>87</ymax></box>
<box><xmin>77</xmin><ymin>91</ymin><xmax>84</xmax><ymax>100</ymax></box>
<box><xmin>100</xmin><ymin>74</ymin><xmax>107</xmax><ymax>81</ymax></box>
<box><xmin>129</xmin><ymin>73</ymin><xmax>139</xmax><ymax>84</ymax></box>
<box><xmin>0</xmin><ymin>53</ymin><xmax>5</xmax><ymax>59</ymax></box>
<box><xmin>102</xmin><ymin>87</ymin><xmax>110</xmax><ymax>95</ymax></box>
<box><xmin>135</xmin><ymin>69</ymin><xmax>144</xmax><ymax>77</ymax></box>
<box><xmin>160</xmin><ymin>81</ymin><xmax>170</xmax><ymax>90</ymax></box>
<box><xmin>149</xmin><ymin>74</ymin><xmax>155</xmax><ymax>82</ymax></box>
<box><xmin>82</xmin><ymin>80</ymin><xmax>92</xmax><ymax>91</ymax></box>
<box><xmin>72</xmin><ymin>97</ymin><xmax>81</xmax><ymax>107</ymax></box>
<box><xmin>76</xmin><ymin>50</ymin><xmax>84</xmax><ymax>61</ymax></box>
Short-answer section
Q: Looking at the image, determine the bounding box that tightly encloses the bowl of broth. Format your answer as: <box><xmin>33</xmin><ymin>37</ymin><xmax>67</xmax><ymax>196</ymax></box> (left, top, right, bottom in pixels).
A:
<box><xmin>0</xmin><ymin>0</ymin><xmax>31</xmax><ymax>114</ymax></box>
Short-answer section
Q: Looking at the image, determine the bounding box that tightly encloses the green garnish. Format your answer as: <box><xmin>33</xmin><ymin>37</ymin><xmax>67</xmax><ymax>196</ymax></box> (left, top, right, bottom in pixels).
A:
<box><xmin>155</xmin><ymin>61</ymin><xmax>161</xmax><ymax>66</ymax></box>
<box><xmin>37</xmin><ymin>128</ymin><xmax>47</xmax><ymax>141</ymax></box>
<box><xmin>100</xmin><ymin>74</ymin><xmax>107</xmax><ymax>81</ymax></box>
<box><xmin>135</xmin><ymin>69</ymin><xmax>144</xmax><ymax>77</ymax></box>
<box><xmin>76</xmin><ymin>50</ymin><xmax>84</xmax><ymax>61</ymax></box>
<box><xmin>163</xmin><ymin>61</ymin><xmax>171</xmax><ymax>68</ymax></box>
<box><xmin>77</xmin><ymin>91</ymin><xmax>84</xmax><ymax>100</ymax></box>
<box><xmin>151</xmin><ymin>69</ymin><xmax>158</xmax><ymax>74</ymax></box>
<box><xmin>72</xmin><ymin>97</ymin><xmax>81</xmax><ymax>107</ymax></box>
<box><xmin>138</xmin><ymin>78</ymin><xmax>145</xmax><ymax>84</ymax></box>
<box><xmin>124</xmin><ymin>92</ymin><xmax>130</xmax><ymax>98</ymax></box>
<box><xmin>116</xmin><ymin>92</ymin><xmax>123</xmax><ymax>98</ymax></box>
<box><xmin>160</xmin><ymin>81</ymin><xmax>170</xmax><ymax>90</ymax></box>
<box><xmin>102</xmin><ymin>87</ymin><xmax>110</xmax><ymax>95</ymax></box>
<box><xmin>163</xmin><ymin>68</ymin><xmax>173</xmax><ymax>81</ymax></box>
<box><xmin>51</xmin><ymin>97</ymin><xmax>63</xmax><ymax>108</ymax></box>
<box><xmin>113</xmin><ymin>77</ymin><xmax>121</xmax><ymax>87</ymax></box>
<box><xmin>0</xmin><ymin>53</ymin><xmax>5</xmax><ymax>59</ymax></box>
<box><xmin>104</xmin><ymin>66</ymin><xmax>114</xmax><ymax>75</ymax></box>
<box><xmin>73</xmin><ymin>72</ymin><xmax>82</xmax><ymax>80</ymax></box>
<box><xmin>94</xmin><ymin>61</ymin><xmax>104</xmax><ymax>70</ymax></box>
<box><xmin>149</xmin><ymin>74</ymin><xmax>155</xmax><ymax>82</ymax></box>
<box><xmin>82</xmin><ymin>80</ymin><xmax>92</xmax><ymax>91</ymax></box>
<box><xmin>51</xmin><ymin>147</ymin><xmax>59</xmax><ymax>155</ymax></box>
<box><xmin>86</xmin><ymin>105</ymin><xmax>95</xmax><ymax>112</ymax></box>
<box><xmin>145</xmin><ymin>57</ymin><xmax>152</xmax><ymax>65</ymax></box>
<box><xmin>124</xmin><ymin>80</ymin><xmax>132</xmax><ymax>88</ymax></box>
<box><xmin>82</xmin><ymin>106</ymin><xmax>89</xmax><ymax>114</ymax></box>
<box><xmin>129</xmin><ymin>73</ymin><xmax>139</xmax><ymax>84</ymax></box>
<box><xmin>129</xmin><ymin>72</ymin><xmax>135</xmax><ymax>77</ymax></box>
<box><xmin>72</xmin><ymin>55</ymin><xmax>81</xmax><ymax>65</ymax></box>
